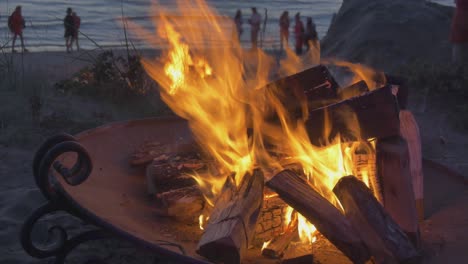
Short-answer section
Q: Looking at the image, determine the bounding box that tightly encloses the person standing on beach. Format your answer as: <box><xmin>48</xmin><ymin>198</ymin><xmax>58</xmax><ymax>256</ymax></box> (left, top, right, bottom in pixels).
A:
<box><xmin>279</xmin><ymin>11</ymin><xmax>290</xmax><ymax>51</ymax></box>
<box><xmin>451</xmin><ymin>0</ymin><xmax>468</xmax><ymax>63</ymax></box>
<box><xmin>64</xmin><ymin>8</ymin><xmax>74</xmax><ymax>53</ymax></box>
<box><xmin>294</xmin><ymin>12</ymin><xmax>304</xmax><ymax>55</ymax></box>
<box><xmin>234</xmin><ymin>9</ymin><xmax>243</xmax><ymax>41</ymax></box>
<box><xmin>72</xmin><ymin>12</ymin><xmax>81</xmax><ymax>51</ymax></box>
<box><xmin>304</xmin><ymin>17</ymin><xmax>319</xmax><ymax>52</ymax></box>
<box><xmin>9</xmin><ymin>6</ymin><xmax>27</xmax><ymax>53</ymax></box>
<box><xmin>248</xmin><ymin>7</ymin><xmax>261</xmax><ymax>49</ymax></box>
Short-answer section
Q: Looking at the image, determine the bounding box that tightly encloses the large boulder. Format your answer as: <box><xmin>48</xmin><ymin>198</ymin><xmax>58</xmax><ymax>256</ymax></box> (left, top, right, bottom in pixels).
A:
<box><xmin>321</xmin><ymin>0</ymin><xmax>454</xmax><ymax>71</ymax></box>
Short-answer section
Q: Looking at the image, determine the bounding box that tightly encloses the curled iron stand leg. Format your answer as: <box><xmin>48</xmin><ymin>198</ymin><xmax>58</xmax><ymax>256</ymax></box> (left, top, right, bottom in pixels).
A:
<box><xmin>21</xmin><ymin>133</ymin><xmax>110</xmax><ymax>263</ymax></box>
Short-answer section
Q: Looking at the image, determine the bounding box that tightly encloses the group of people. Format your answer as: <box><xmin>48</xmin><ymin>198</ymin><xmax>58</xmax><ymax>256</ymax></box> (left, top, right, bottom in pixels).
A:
<box><xmin>7</xmin><ymin>5</ymin><xmax>80</xmax><ymax>53</ymax></box>
<box><xmin>234</xmin><ymin>7</ymin><xmax>319</xmax><ymax>55</ymax></box>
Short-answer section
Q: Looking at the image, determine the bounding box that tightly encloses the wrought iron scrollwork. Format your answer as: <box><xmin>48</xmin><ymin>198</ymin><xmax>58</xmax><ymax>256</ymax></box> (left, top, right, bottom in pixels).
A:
<box><xmin>22</xmin><ymin>133</ymin><xmax>104</xmax><ymax>264</ymax></box>
<box><xmin>32</xmin><ymin>133</ymin><xmax>92</xmax><ymax>201</ymax></box>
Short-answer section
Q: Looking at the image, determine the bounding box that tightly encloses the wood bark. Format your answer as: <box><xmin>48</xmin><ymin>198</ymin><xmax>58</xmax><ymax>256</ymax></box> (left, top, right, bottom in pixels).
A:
<box><xmin>266</xmin><ymin>170</ymin><xmax>370</xmax><ymax>264</ymax></box>
<box><xmin>399</xmin><ymin>110</ymin><xmax>424</xmax><ymax>221</ymax></box>
<box><xmin>376</xmin><ymin>137</ymin><xmax>420</xmax><ymax>247</ymax></box>
<box><xmin>333</xmin><ymin>176</ymin><xmax>420</xmax><ymax>263</ymax></box>
<box><xmin>196</xmin><ymin>171</ymin><xmax>264</xmax><ymax>264</ymax></box>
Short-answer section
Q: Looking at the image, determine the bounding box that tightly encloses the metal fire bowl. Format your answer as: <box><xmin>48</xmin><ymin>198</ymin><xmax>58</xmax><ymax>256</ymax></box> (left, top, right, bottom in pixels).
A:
<box><xmin>26</xmin><ymin>116</ymin><xmax>468</xmax><ymax>264</ymax></box>
<box><xmin>52</xmin><ymin>116</ymin><xmax>293</xmax><ymax>264</ymax></box>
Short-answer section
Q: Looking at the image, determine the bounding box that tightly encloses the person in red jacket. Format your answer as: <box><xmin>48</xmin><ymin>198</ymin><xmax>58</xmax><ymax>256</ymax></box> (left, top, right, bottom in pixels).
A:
<box><xmin>451</xmin><ymin>0</ymin><xmax>468</xmax><ymax>63</ymax></box>
<box><xmin>294</xmin><ymin>12</ymin><xmax>304</xmax><ymax>55</ymax></box>
<box><xmin>9</xmin><ymin>6</ymin><xmax>27</xmax><ymax>53</ymax></box>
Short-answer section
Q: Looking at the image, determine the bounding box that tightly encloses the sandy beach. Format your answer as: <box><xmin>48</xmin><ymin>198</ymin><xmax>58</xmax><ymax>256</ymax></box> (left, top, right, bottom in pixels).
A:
<box><xmin>1</xmin><ymin>0</ymin><xmax>467</xmax><ymax>263</ymax></box>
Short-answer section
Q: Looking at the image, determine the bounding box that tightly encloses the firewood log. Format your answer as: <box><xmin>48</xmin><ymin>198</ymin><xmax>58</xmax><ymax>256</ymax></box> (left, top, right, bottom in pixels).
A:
<box><xmin>154</xmin><ymin>186</ymin><xmax>204</xmax><ymax>222</ymax></box>
<box><xmin>266</xmin><ymin>170</ymin><xmax>370</xmax><ymax>264</ymax></box>
<box><xmin>146</xmin><ymin>165</ymin><xmax>197</xmax><ymax>195</ymax></box>
<box><xmin>338</xmin><ymin>80</ymin><xmax>369</xmax><ymax>100</ymax></box>
<box><xmin>262</xmin><ymin>218</ymin><xmax>298</xmax><ymax>259</ymax></box>
<box><xmin>196</xmin><ymin>171</ymin><xmax>264</xmax><ymax>264</ymax></box>
<box><xmin>333</xmin><ymin>176</ymin><xmax>420</xmax><ymax>263</ymax></box>
<box><xmin>376</xmin><ymin>137</ymin><xmax>420</xmax><ymax>247</ymax></box>
<box><xmin>281</xmin><ymin>243</ymin><xmax>314</xmax><ymax>264</ymax></box>
<box><xmin>130</xmin><ymin>141</ymin><xmax>166</xmax><ymax>166</ymax></box>
<box><xmin>399</xmin><ymin>110</ymin><xmax>424</xmax><ymax>221</ymax></box>
<box><xmin>306</xmin><ymin>84</ymin><xmax>400</xmax><ymax>146</ymax></box>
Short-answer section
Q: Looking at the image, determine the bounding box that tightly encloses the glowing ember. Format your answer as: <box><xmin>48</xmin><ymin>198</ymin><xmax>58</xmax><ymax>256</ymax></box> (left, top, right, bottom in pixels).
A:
<box><xmin>133</xmin><ymin>0</ymin><xmax>382</xmax><ymax>248</ymax></box>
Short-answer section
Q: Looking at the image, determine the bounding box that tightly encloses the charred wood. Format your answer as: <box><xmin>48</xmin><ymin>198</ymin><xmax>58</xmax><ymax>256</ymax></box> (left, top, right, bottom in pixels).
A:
<box><xmin>154</xmin><ymin>186</ymin><xmax>204</xmax><ymax>222</ymax></box>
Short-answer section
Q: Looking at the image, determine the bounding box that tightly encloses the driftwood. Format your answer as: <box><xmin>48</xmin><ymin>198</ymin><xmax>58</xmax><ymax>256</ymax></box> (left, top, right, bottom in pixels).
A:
<box><xmin>281</xmin><ymin>243</ymin><xmax>314</xmax><ymax>264</ymax></box>
<box><xmin>261</xmin><ymin>218</ymin><xmax>298</xmax><ymax>259</ymax></box>
<box><xmin>196</xmin><ymin>171</ymin><xmax>264</xmax><ymax>264</ymax></box>
<box><xmin>154</xmin><ymin>186</ymin><xmax>204</xmax><ymax>222</ymax></box>
<box><xmin>376</xmin><ymin>137</ymin><xmax>420</xmax><ymax>246</ymax></box>
<box><xmin>305</xmin><ymin>85</ymin><xmax>400</xmax><ymax>146</ymax></box>
<box><xmin>333</xmin><ymin>176</ymin><xmax>420</xmax><ymax>263</ymax></box>
<box><xmin>266</xmin><ymin>170</ymin><xmax>370</xmax><ymax>264</ymax></box>
<box><xmin>399</xmin><ymin>110</ymin><xmax>424</xmax><ymax>221</ymax></box>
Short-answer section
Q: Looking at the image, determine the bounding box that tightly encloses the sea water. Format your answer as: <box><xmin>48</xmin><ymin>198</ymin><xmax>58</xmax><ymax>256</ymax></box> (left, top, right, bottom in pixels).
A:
<box><xmin>0</xmin><ymin>0</ymin><xmax>454</xmax><ymax>52</ymax></box>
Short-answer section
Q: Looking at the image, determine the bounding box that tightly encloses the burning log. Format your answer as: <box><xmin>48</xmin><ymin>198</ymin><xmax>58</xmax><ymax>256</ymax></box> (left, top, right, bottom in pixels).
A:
<box><xmin>333</xmin><ymin>176</ymin><xmax>420</xmax><ymax>263</ymax></box>
<box><xmin>154</xmin><ymin>186</ymin><xmax>204</xmax><ymax>222</ymax></box>
<box><xmin>337</xmin><ymin>80</ymin><xmax>369</xmax><ymax>100</ymax></box>
<box><xmin>266</xmin><ymin>170</ymin><xmax>370</xmax><ymax>264</ymax></box>
<box><xmin>261</xmin><ymin>218</ymin><xmax>298</xmax><ymax>259</ymax></box>
<box><xmin>196</xmin><ymin>171</ymin><xmax>264</xmax><ymax>264</ymax></box>
<box><xmin>306</xmin><ymin>84</ymin><xmax>400</xmax><ymax>146</ymax></box>
<box><xmin>399</xmin><ymin>110</ymin><xmax>424</xmax><ymax>221</ymax></box>
<box><xmin>281</xmin><ymin>243</ymin><xmax>314</xmax><ymax>264</ymax></box>
<box><xmin>376</xmin><ymin>137</ymin><xmax>420</xmax><ymax>246</ymax></box>
<box><xmin>266</xmin><ymin>65</ymin><xmax>339</xmax><ymax>115</ymax></box>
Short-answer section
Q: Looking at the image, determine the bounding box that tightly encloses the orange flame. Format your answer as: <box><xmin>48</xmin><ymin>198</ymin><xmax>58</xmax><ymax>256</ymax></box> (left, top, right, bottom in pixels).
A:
<box><xmin>133</xmin><ymin>0</ymin><xmax>381</xmax><ymax>246</ymax></box>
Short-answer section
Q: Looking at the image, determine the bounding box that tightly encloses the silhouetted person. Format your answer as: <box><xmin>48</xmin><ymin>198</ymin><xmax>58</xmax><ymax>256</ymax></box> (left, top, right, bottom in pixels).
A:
<box><xmin>304</xmin><ymin>17</ymin><xmax>319</xmax><ymax>52</ymax></box>
<box><xmin>9</xmin><ymin>6</ymin><xmax>27</xmax><ymax>53</ymax></box>
<box><xmin>234</xmin><ymin>9</ymin><xmax>243</xmax><ymax>41</ymax></box>
<box><xmin>248</xmin><ymin>7</ymin><xmax>261</xmax><ymax>49</ymax></box>
<box><xmin>279</xmin><ymin>11</ymin><xmax>290</xmax><ymax>51</ymax></box>
<box><xmin>451</xmin><ymin>0</ymin><xmax>468</xmax><ymax>63</ymax></box>
<box><xmin>294</xmin><ymin>13</ymin><xmax>304</xmax><ymax>55</ymax></box>
<box><xmin>64</xmin><ymin>8</ymin><xmax>74</xmax><ymax>53</ymax></box>
<box><xmin>72</xmin><ymin>11</ymin><xmax>81</xmax><ymax>51</ymax></box>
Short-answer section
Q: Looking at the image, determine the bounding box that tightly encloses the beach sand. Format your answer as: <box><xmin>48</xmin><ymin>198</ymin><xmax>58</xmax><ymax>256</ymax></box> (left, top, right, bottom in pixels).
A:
<box><xmin>1</xmin><ymin>0</ymin><xmax>468</xmax><ymax>262</ymax></box>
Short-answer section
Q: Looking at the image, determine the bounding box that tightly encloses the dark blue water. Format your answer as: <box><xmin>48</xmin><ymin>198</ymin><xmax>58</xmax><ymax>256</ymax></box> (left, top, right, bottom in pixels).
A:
<box><xmin>0</xmin><ymin>0</ymin><xmax>453</xmax><ymax>52</ymax></box>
